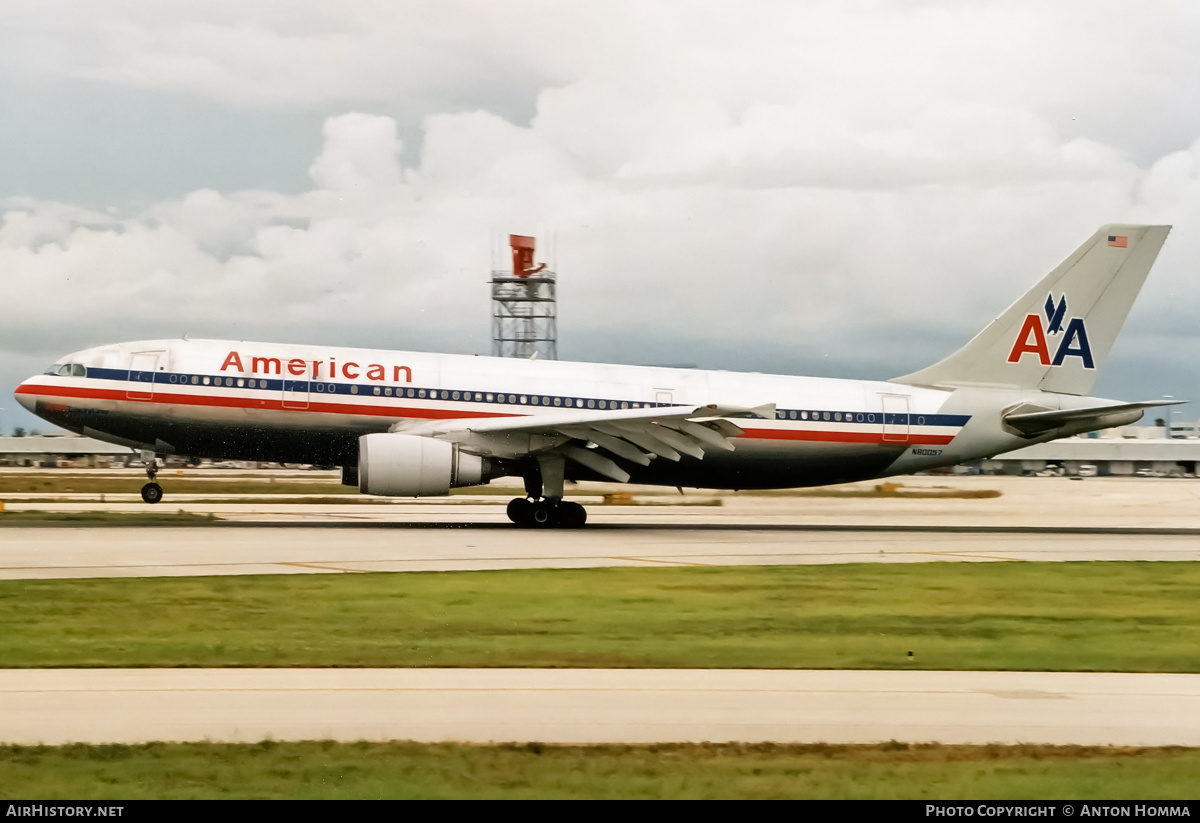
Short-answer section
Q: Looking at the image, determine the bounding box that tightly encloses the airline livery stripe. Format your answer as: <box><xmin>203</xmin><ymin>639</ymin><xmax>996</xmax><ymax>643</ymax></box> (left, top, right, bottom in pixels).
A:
<box><xmin>39</xmin><ymin>367</ymin><xmax>974</xmax><ymax>428</ymax></box>
<box><xmin>738</xmin><ymin>428</ymin><xmax>956</xmax><ymax>446</ymax></box>
<box><xmin>15</xmin><ymin>384</ymin><xmax>522</xmax><ymax>422</ymax></box>
<box><xmin>19</xmin><ymin>383</ymin><xmax>964</xmax><ymax>446</ymax></box>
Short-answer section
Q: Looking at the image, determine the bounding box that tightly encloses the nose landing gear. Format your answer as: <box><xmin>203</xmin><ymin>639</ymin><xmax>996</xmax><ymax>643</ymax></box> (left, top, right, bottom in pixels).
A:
<box><xmin>139</xmin><ymin>450</ymin><xmax>163</xmax><ymax>504</ymax></box>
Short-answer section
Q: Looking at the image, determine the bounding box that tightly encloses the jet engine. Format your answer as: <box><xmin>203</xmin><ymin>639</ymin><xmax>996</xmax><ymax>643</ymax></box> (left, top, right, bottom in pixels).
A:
<box><xmin>358</xmin><ymin>433</ymin><xmax>489</xmax><ymax>497</ymax></box>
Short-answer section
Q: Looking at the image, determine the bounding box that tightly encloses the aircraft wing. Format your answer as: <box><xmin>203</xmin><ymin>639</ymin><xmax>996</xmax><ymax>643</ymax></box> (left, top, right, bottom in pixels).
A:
<box><xmin>399</xmin><ymin>403</ymin><xmax>774</xmax><ymax>482</ymax></box>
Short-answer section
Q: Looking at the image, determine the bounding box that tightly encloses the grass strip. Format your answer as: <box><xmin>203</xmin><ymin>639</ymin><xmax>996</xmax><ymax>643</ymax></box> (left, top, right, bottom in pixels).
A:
<box><xmin>0</xmin><ymin>741</ymin><xmax>1197</xmax><ymax>799</ymax></box>
<box><xmin>791</xmin><ymin>488</ymin><xmax>1002</xmax><ymax>498</ymax></box>
<box><xmin>1</xmin><ymin>563</ymin><xmax>1198</xmax><ymax>671</ymax></box>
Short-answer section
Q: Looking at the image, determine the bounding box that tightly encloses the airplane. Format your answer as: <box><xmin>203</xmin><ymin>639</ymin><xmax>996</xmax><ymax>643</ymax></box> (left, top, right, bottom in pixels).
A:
<box><xmin>14</xmin><ymin>224</ymin><xmax>1181</xmax><ymax>528</ymax></box>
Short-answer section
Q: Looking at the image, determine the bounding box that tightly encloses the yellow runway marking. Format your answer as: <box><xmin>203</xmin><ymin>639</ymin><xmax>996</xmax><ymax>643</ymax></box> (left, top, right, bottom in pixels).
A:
<box><xmin>613</xmin><ymin>556</ymin><xmax>713</xmax><ymax>567</ymax></box>
<box><xmin>277</xmin><ymin>561</ymin><xmax>367</xmax><ymax>573</ymax></box>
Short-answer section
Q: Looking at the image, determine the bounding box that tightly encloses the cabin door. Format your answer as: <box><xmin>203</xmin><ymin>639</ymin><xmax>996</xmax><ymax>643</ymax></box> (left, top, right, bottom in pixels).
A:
<box><xmin>127</xmin><ymin>351</ymin><xmax>164</xmax><ymax>401</ymax></box>
<box><xmin>282</xmin><ymin>378</ymin><xmax>310</xmax><ymax>410</ymax></box>
<box><xmin>880</xmin><ymin>394</ymin><xmax>910</xmax><ymax>443</ymax></box>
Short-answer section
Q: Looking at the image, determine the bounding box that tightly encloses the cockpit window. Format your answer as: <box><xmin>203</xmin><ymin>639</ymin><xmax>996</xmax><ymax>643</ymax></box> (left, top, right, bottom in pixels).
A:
<box><xmin>45</xmin><ymin>363</ymin><xmax>86</xmax><ymax>377</ymax></box>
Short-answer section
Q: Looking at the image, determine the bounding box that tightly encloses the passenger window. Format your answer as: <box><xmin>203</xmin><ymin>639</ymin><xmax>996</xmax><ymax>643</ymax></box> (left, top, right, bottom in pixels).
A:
<box><xmin>203</xmin><ymin>377</ymin><xmax>210</xmax><ymax>385</ymax></box>
<box><xmin>191</xmin><ymin>376</ymin><xmax>199</xmax><ymax>385</ymax></box>
<box><xmin>351</xmin><ymin>385</ymin><xmax>359</xmax><ymax>395</ymax></box>
<box><xmin>418</xmin><ymin>389</ymin><xmax>426</xmax><ymax>398</ymax></box>
<box><xmin>553</xmin><ymin>397</ymin><xmax>561</xmax><ymax>406</ymax></box>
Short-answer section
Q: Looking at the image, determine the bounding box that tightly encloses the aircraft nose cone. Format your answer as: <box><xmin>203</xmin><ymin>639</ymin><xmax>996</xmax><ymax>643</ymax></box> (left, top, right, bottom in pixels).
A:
<box><xmin>15</xmin><ymin>380</ymin><xmax>37</xmax><ymax>413</ymax></box>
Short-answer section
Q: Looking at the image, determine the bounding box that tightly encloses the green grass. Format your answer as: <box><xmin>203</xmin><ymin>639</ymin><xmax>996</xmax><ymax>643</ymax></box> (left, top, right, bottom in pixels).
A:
<box><xmin>792</xmin><ymin>488</ymin><xmax>1002</xmax><ymax>498</ymax></box>
<box><xmin>0</xmin><ymin>741</ymin><xmax>1197</xmax><ymax>799</ymax></box>
<box><xmin>2</xmin><ymin>563</ymin><xmax>1199</xmax><ymax>671</ymax></box>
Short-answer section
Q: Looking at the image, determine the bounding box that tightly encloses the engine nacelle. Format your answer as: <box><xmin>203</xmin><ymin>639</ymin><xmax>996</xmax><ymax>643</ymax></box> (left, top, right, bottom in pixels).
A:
<box><xmin>358</xmin><ymin>433</ymin><xmax>487</xmax><ymax>497</ymax></box>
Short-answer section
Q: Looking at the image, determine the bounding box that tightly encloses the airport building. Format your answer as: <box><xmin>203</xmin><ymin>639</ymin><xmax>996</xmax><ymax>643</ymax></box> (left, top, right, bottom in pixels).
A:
<box><xmin>978</xmin><ymin>422</ymin><xmax>1200</xmax><ymax>477</ymax></box>
<box><xmin>0</xmin><ymin>434</ymin><xmax>134</xmax><ymax>468</ymax></box>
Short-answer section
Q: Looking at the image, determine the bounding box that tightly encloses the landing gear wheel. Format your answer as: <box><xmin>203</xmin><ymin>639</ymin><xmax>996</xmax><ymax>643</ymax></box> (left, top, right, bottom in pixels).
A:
<box><xmin>506</xmin><ymin>497</ymin><xmax>588</xmax><ymax>528</ymax></box>
<box><xmin>558</xmin><ymin>501</ymin><xmax>587</xmax><ymax>528</ymax></box>
<box><xmin>506</xmin><ymin>497</ymin><xmax>534</xmax><ymax>526</ymax></box>
<box><xmin>141</xmin><ymin>482</ymin><xmax>163</xmax><ymax>505</ymax></box>
<box><xmin>530</xmin><ymin>500</ymin><xmax>558</xmax><ymax>528</ymax></box>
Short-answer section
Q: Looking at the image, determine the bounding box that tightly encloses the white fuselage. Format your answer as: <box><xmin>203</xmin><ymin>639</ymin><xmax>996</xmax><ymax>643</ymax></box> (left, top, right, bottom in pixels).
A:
<box><xmin>16</xmin><ymin>338</ymin><xmax>1050</xmax><ymax>489</ymax></box>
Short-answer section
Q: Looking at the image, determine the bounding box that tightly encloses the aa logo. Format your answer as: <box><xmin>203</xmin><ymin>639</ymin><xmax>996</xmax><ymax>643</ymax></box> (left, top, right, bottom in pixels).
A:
<box><xmin>1006</xmin><ymin>293</ymin><xmax>1094</xmax><ymax>368</ymax></box>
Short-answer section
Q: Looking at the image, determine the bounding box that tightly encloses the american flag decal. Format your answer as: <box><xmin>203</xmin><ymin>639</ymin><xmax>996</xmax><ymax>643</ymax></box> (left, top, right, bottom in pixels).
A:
<box><xmin>1108</xmin><ymin>235</ymin><xmax>1128</xmax><ymax>248</ymax></box>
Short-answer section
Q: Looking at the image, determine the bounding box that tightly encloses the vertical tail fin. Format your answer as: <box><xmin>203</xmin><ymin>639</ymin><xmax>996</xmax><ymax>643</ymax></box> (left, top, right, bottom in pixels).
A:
<box><xmin>892</xmin><ymin>224</ymin><xmax>1171</xmax><ymax>395</ymax></box>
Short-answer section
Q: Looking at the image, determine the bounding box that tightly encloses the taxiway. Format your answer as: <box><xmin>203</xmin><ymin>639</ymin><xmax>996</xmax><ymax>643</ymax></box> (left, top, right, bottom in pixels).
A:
<box><xmin>1</xmin><ymin>668</ymin><xmax>1197</xmax><ymax>747</ymax></box>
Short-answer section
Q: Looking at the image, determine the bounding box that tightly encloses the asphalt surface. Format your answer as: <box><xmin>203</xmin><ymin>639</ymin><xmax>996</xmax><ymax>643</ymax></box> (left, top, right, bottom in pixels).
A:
<box><xmin>1</xmin><ymin>668</ymin><xmax>1198</xmax><ymax>746</ymax></box>
<box><xmin>2</xmin><ymin>474</ymin><xmax>1198</xmax><ymax>747</ymax></box>
<box><xmin>1</xmin><ymin>524</ymin><xmax>1199</xmax><ymax>579</ymax></box>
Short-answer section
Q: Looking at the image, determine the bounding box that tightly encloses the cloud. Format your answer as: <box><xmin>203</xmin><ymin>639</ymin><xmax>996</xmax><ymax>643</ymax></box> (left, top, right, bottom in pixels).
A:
<box><xmin>4</xmin><ymin>1</ymin><xmax>1200</xmax><ymax>432</ymax></box>
<box><xmin>308</xmin><ymin>113</ymin><xmax>404</xmax><ymax>192</ymax></box>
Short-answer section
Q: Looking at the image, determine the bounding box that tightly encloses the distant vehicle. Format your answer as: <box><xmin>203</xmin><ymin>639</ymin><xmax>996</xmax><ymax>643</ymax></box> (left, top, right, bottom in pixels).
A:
<box><xmin>1077</xmin><ymin>464</ymin><xmax>1098</xmax><ymax>477</ymax></box>
<box><xmin>15</xmin><ymin>225</ymin><xmax>1183</xmax><ymax>527</ymax></box>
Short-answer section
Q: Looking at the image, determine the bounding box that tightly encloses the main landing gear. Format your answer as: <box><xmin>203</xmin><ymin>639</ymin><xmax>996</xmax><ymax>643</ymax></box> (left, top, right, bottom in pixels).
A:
<box><xmin>506</xmin><ymin>453</ymin><xmax>587</xmax><ymax>528</ymax></box>
<box><xmin>139</xmin><ymin>450</ymin><xmax>163</xmax><ymax>504</ymax></box>
<box><xmin>506</xmin><ymin>497</ymin><xmax>587</xmax><ymax>528</ymax></box>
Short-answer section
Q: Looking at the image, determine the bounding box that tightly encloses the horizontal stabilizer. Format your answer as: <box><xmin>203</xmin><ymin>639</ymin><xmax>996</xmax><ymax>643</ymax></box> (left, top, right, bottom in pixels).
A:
<box><xmin>1003</xmin><ymin>399</ymin><xmax>1184</xmax><ymax>436</ymax></box>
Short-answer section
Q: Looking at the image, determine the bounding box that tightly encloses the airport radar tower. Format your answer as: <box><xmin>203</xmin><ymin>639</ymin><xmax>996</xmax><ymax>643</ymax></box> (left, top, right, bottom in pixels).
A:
<box><xmin>491</xmin><ymin>234</ymin><xmax>557</xmax><ymax>360</ymax></box>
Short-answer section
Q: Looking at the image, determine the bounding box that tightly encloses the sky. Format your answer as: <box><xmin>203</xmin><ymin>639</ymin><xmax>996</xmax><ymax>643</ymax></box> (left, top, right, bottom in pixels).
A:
<box><xmin>3</xmin><ymin>0</ymin><xmax>1200</xmax><ymax>433</ymax></box>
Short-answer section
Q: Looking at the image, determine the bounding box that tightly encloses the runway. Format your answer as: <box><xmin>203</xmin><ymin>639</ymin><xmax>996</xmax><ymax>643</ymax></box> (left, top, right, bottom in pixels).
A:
<box><xmin>4</xmin><ymin>475</ymin><xmax>1200</xmax><ymax>580</ymax></box>
<box><xmin>2</xmin><ymin>523</ymin><xmax>1199</xmax><ymax>579</ymax></box>
<box><xmin>2</xmin><ymin>476</ymin><xmax>1197</xmax><ymax>748</ymax></box>
<box><xmin>2</xmin><ymin>668</ymin><xmax>1198</xmax><ymax>747</ymax></box>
